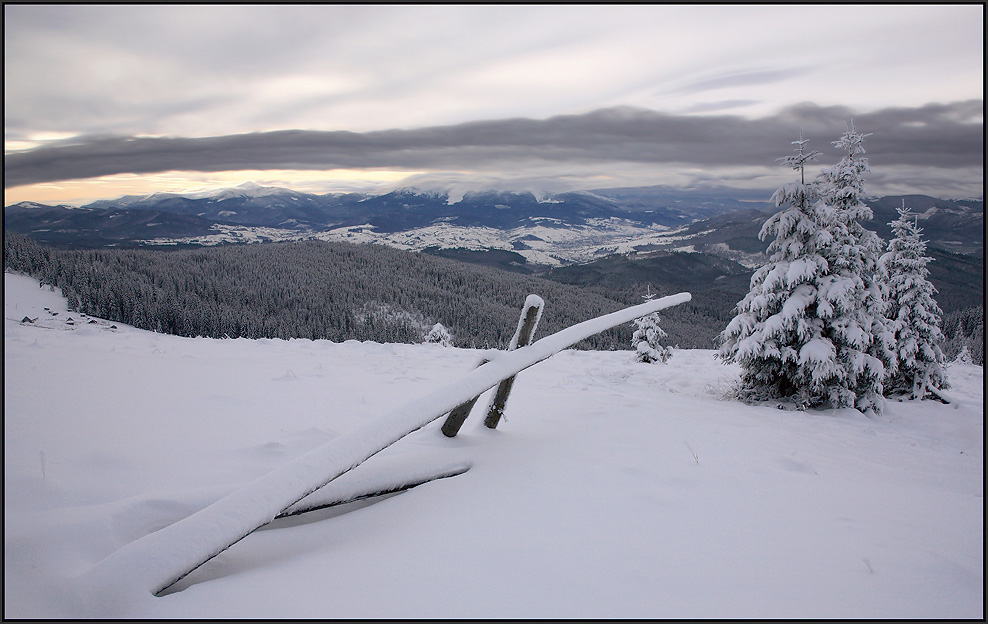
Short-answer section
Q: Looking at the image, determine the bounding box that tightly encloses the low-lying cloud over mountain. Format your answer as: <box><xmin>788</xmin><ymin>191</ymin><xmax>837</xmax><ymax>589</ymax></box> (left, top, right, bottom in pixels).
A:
<box><xmin>5</xmin><ymin>103</ymin><xmax>983</xmax><ymax>199</ymax></box>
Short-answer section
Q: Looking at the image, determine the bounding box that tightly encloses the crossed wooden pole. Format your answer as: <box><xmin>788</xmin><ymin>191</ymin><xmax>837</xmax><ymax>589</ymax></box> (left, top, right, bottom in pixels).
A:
<box><xmin>82</xmin><ymin>292</ymin><xmax>691</xmax><ymax>600</ymax></box>
<box><xmin>441</xmin><ymin>294</ymin><xmax>544</xmax><ymax>437</ymax></box>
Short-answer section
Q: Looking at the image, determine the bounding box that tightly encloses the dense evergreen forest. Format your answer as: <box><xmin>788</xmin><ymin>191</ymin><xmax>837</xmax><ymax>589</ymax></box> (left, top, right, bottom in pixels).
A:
<box><xmin>940</xmin><ymin>304</ymin><xmax>984</xmax><ymax>366</ymax></box>
<box><xmin>4</xmin><ymin>231</ymin><xmax>980</xmax><ymax>363</ymax></box>
<box><xmin>4</xmin><ymin>232</ymin><xmax>723</xmax><ymax>350</ymax></box>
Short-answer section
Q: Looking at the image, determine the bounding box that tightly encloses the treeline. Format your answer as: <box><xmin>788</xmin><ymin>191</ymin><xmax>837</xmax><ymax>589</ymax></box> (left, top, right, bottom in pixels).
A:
<box><xmin>4</xmin><ymin>232</ymin><xmax>718</xmax><ymax>350</ymax></box>
<box><xmin>942</xmin><ymin>305</ymin><xmax>985</xmax><ymax>366</ymax></box>
<box><xmin>541</xmin><ymin>250</ymin><xmax>756</xmax><ymax>348</ymax></box>
<box><xmin>7</xmin><ymin>231</ymin><xmax>978</xmax><ymax>361</ymax></box>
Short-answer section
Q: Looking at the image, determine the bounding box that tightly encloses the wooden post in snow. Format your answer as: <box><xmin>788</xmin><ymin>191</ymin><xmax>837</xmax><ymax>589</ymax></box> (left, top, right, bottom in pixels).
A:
<box><xmin>440</xmin><ymin>358</ymin><xmax>490</xmax><ymax>437</ymax></box>
<box><xmin>484</xmin><ymin>296</ymin><xmax>543</xmax><ymax>429</ymax></box>
<box><xmin>442</xmin><ymin>295</ymin><xmax>544</xmax><ymax>437</ymax></box>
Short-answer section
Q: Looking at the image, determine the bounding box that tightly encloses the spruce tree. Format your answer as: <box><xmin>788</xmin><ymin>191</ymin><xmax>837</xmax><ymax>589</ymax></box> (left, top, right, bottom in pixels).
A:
<box><xmin>878</xmin><ymin>202</ymin><xmax>949</xmax><ymax>399</ymax></box>
<box><xmin>632</xmin><ymin>285</ymin><xmax>672</xmax><ymax>363</ymax></box>
<box><xmin>423</xmin><ymin>322</ymin><xmax>454</xmax><ymax>347</ymax></box>
<box><xmin>814</xmin><ymin>124</ymin><xmax>895</xmax><ymax>414</ymax></box>
<box><xmin>718</xmin><ymin>132</ymin><xmax>843</xmax><ymax>408</ymax></box>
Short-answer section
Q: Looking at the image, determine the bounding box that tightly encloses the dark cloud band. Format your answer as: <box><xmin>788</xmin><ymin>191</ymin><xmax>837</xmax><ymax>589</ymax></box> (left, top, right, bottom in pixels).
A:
<box><xmin>5</xmin><ymin>101</ymin><xmax>982</xmax><ymax>188</ymax></box>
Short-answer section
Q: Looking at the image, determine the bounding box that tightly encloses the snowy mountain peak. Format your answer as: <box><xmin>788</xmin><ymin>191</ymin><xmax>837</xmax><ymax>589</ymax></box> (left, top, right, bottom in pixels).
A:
<box><xmin>6</xmin><ymin>200</ymin><xmax>84</xmax><ymax>211</ymax></box>
<box><xmin>209</xmin><ymin>181</ymin><xmax>290</xmax><ymax>200</ymax></box>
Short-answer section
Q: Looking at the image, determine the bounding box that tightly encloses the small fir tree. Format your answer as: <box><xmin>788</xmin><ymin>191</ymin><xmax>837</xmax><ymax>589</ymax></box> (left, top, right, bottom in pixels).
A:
<box><xmin>878</xmin><ymin>202</ymin><xmax>949</xmax><ymax>399</ymax></box>
<box><xmin>423</xmin><ymin>322</ymin><xmax>453</xmax><ymax>347</ymax></box>
<box><xmin>717</xmin><ymin>131</ymin><xmax>841</xmax><ymax>408</ymax></box>
<box><xmin>952</xmin><ymin>346</ymin><xmax>973</xmax><ymax>365</ymax></box>
<box><xmin>632</xmin><ymin>285</ymin><xmax>672</xmax><ymax>363</ymax></box>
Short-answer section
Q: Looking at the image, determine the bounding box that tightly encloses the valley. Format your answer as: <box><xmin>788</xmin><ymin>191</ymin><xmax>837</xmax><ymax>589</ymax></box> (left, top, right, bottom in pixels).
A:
<box><xmin>5</xmin><ymin>183</ymin><xmax>983</xmax><ymax>359</ymax></box>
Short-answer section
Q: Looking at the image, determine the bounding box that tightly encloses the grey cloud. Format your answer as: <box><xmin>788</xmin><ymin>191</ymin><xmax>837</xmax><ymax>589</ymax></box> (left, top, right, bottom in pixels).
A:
<box><xmin>671</xmin><ymin>68</ymin><xmax>811</xmax><ymax>95</ymax></box>
<box><xmin>5</xmin><ymin>102</ymin><xmax>982</xmax><ymax>189</ymax></box>
<box><xmin>680</xmin><ymin>100</ymin><xmax>761</xmax><ymax>114</ymax></box>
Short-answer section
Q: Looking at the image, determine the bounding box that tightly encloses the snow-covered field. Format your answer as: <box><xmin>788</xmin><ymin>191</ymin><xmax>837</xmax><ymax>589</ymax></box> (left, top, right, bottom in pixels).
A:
<box><xmin>4</xmin><ymin>271</ymin><xmax>983</xmax><ymax>619</ymax></box>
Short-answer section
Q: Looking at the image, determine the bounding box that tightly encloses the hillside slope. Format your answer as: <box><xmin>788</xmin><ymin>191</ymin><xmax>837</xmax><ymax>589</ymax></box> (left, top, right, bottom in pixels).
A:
<box><xmin>4</xmin><ymin>272</ymin><xmax>983</xmax><ymax>619</ymax></box>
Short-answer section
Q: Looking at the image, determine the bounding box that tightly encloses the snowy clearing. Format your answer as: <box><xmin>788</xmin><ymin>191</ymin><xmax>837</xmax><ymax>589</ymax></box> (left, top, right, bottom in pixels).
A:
<box><xmin>3</xmin><ymin>271</ymin><xmax>983</xmax><ymax>619</ymax></box>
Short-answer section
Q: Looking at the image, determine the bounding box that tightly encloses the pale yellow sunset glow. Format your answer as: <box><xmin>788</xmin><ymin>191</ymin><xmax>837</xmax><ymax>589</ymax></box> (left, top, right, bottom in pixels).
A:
<box><xmin>3</xmin><ymin>169</ymin><xmax>428</xmax><ymax>206</ymax></box>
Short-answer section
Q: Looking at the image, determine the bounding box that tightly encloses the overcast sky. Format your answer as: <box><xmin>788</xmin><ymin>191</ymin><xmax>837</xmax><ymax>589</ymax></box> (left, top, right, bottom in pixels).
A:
<box><xmin>4</xmin><ymin>4</ymin><xmax>984</xmax><ymax>205</ymax></box>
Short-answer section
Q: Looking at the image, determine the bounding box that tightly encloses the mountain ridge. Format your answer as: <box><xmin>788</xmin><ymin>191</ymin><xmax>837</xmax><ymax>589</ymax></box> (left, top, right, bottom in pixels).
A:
<box><xmin>6</xmin><ymin>185</ymin><xmax>981</xmax><ymax>261</ymax></box>
<box><xmin>5</xmin><ymin>185</ymin><xmax>982</xmax><ymax>319</ymax></box>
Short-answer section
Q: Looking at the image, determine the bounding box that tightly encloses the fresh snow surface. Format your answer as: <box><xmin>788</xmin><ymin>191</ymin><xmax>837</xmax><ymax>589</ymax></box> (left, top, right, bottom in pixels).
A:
<box><xmin>4</xmin><ymin>271</ymin><xmax>983</xmax><ymax>619</ymax></box>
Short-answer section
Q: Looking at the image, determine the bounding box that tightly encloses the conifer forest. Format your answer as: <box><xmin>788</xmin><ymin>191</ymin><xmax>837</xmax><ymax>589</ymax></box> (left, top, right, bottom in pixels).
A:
<box><xmin>4</xmin><ymin>231</ymin><xmax>727</xmax><ymax>351</ymax></box>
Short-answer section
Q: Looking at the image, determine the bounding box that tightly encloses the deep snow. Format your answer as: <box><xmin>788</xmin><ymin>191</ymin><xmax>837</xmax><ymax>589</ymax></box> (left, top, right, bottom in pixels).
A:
<box><xmin>3</xmin><ymin>271</ymin><xmax>983</xmax><ymax>619</ymax></box>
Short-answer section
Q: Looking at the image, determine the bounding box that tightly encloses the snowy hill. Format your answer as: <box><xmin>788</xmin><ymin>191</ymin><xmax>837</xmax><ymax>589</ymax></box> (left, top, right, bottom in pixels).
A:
<box><xmin>3</xmin><ymin>271</ymin><xmax>983</xmax><ymax>619</ymax></box>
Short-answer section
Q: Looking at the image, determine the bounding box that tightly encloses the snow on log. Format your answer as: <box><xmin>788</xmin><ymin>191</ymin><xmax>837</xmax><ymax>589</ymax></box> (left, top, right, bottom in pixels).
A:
<box><xmin>81</xmin><ymin>292</ymin><xmax>691</xmax><ymax>600</ymax></box>
<box><xmin>508</xmin><ymin>294</ymin><xmax>544</xmax><ymax>350</ymax></box>
<box><xmin>925</xmin><ymin>384</ymin><xmax>959</xmax><ymax>407</ymax></box>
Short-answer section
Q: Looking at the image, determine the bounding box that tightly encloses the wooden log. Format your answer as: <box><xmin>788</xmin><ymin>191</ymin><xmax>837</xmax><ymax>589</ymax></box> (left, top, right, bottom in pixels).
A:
<box><xmin>443</xmin><ymin>295</ymin><xmax>543</xmax><ymax>436</ymax></box>
<box><xmin>484</xmin><ymin>297</ymin><xmax>543</xmax><ymax>429</ymax></box>
<box><xmin>277</xmin><ymin>461</ymin><xmax>472</xmax><ymax>518</ymax></box>
<box><xmin>440</xmin><ymin>358</ymin><xmax>490</xmax><ymax>437</ymax></box>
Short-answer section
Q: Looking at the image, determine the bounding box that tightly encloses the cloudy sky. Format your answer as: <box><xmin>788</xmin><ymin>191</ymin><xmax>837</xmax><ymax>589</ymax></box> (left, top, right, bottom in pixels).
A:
<box><xmin>4</xmin><ymin>4</ymin><xmax>983</xmax><ymax>205</ymax></box>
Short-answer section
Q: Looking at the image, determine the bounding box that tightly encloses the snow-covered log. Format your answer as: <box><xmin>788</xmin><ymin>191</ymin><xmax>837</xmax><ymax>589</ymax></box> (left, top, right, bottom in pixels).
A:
<box><xmin>82</xmin><ymin>292</ymin><xmax>691</xmax><ymax>599</ymax></box>
<box><xmin>440</xmin><ymin>357</ymin><xmax>491</xmax><ymax>437</ymax></box>
<box><xmin>278</xmin><ymin>455</ymin><xmax>473</xmax><ymax>518</ymax></box>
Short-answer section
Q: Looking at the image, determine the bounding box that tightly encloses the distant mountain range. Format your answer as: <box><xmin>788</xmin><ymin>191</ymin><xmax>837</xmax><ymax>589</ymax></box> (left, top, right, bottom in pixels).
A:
<box><xmin>4</xmin><ymin>182</ymin><xmax>772</xmax><ymax>246</ymax></box>
<box><xmin>5</xmin><ymin>183</ymin><xmax>982</xmax><ymax>343</ymax></box>
<box><xmin>5</xmin><ymin>182</ymin><xmax>981</xmax><ymax>262</ymax></box>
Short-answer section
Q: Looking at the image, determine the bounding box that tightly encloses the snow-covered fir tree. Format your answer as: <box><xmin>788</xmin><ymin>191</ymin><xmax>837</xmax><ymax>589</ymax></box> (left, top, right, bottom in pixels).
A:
<box><xmin>878</xmin><ymin>202</ymin><xmax>949</xmax><ymax>399</ymax></box>
<box><xmin>952</xmin><ymin>345</ymin><xmax>973</xmax><ymax>365</ymax></box>
<box><xmin>717</xmin><ymin>131</ymin><xmax>843</xmax><ymax>408</ymax></box>
<box><xmin>813</xmin><ymin>124</ymin><xmax>896</xmax><ymax>414</ymax></box>
<box><xmin>423</xmin><ymin>322</ymin><xmax>453</xmax><ymax>347</ymax></box>
<box><xmin>632</xmin><ymin>285</ymin><xmax>672</xmax><ymax>363</ymax></box>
